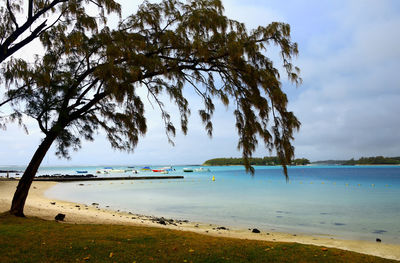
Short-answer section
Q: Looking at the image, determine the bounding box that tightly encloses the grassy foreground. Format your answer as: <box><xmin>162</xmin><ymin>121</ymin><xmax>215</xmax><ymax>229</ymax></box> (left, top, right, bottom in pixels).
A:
<box><xmin>0</xmin><ymin>213</ymin><xmax>396</xmax><ymax>263</ymax></box>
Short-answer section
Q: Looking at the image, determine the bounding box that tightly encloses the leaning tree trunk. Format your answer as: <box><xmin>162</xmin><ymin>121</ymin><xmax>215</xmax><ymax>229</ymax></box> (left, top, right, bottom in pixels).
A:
<box><xmin>10</xmin><ymin>132</ymin><xmax>58</xmax><ymax>216</ymax></box>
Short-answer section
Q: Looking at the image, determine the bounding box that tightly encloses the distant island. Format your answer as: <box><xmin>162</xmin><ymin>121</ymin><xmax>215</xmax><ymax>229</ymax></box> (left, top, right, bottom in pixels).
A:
<box><xmin>203</xmin><ymin>157</ymin><xmax>310</xmax><ymax>166</ymax></box>
<box><xmin>314</xmin><ymin>156</ymin><xmax>400</xmax><ymax>165</ymax></box>
<box><xmin>203</xmin><ymin>156</ymin><xmax>400</xmax><ymax>166</ymax></box>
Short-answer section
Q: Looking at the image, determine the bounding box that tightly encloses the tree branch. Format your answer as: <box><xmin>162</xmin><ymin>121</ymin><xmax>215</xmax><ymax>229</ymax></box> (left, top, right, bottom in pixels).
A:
<box><xmin>4</xmin><ymin>20</ymin><xmax>47</xmax><ymax>60</ymax></box>
<box><xmin>6</xmin><ymin>0</ymin><xmax>19</xmax><ymax>28</ymax></box>
<box><xmin>28</xmin><ymin>0</ymin><xmax>33</xmax><ymax>19</ymax></box>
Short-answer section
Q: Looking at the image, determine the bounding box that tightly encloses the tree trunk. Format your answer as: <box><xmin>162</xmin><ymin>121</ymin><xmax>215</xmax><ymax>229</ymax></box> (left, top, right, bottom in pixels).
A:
<box><xmin>9</xmin><ymin>132</ymin><xmax>57</xmax><ymax>217</ymax></box>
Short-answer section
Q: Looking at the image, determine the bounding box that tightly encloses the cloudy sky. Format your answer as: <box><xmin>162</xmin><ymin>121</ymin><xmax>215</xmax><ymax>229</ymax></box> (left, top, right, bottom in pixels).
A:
<box><xmin>1</xmin><ymin>0</ymin><xmax>400</xmax><ymax>166</ymax></box>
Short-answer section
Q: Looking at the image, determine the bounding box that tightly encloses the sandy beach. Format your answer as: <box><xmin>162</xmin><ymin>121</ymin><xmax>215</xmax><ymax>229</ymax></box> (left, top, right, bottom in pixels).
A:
<box><xmin>1</xmin><ymin>179</ymin><xmax>399</xmax><ymax>261</ymax></box>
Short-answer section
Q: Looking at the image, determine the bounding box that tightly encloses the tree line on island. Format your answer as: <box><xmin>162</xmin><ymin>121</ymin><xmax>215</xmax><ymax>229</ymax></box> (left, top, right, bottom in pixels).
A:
<box><xmin>204</xmin><ymin>155</ymin><xmax>400</xmax><ymax>166</ymax></box>
<box><xmin>336</xmin><ymin>156</ymin><xmax>400</xmax><ymax>165</ymax></box>
<box><xmin>203</xmin><ymin>157</ymin><xmax>310</xmax><ymax>166</ymax></box>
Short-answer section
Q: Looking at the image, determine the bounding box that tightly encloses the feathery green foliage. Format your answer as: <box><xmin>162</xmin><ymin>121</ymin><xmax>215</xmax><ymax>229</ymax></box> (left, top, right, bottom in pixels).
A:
<box><xmin>0</xmin><ymin>0</ymin><xmax>121</xmax><ymax>127</ymax></box>
<box><xmin>5</xmin><ymin>0</ymin><xmax>301</xmax><ymax>174</ymax></box>
<box><xmin>4</xmin><ymin>0</ymin><xmax>301</xmax><ymax>215</ymax></box>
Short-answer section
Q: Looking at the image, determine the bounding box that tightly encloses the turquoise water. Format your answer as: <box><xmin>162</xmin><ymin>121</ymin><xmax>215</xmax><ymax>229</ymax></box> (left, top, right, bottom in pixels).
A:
<box><xmin>7</xmin><ymin>165</ymin><xmax>399</xmax><ymax>243</ymax></box>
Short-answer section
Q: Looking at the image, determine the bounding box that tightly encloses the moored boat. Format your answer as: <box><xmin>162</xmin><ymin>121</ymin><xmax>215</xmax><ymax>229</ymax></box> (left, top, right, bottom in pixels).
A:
<box><xmin>76</xmin><ymin>170</ymin><xmax>88</xmax><ymax>174</ymax></box>
<box><xmin>183</xmin><ymin>168</ymin><xmax>193</xmax><ymax>172</ymax></box>
<box><xmin>194</xmin><ymin>168</ymin><xmax>211</xmax><ymax>172</ymax></box>
<box><xmin>108</xmin><ymin>169</ymin><xmax>125</xmax><ymax>173</ymax></box>
<box><xmin>160</xmin><ymin>166</ymin><xmax>173</xmax><ymax>171</ymax></box>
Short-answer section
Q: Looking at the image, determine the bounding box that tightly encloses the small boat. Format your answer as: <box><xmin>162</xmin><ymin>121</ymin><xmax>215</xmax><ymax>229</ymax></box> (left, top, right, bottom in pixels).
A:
<box><xmin>141</xmin><ymin>166</ymin><xmax>151</xmax><ymax>171</ymax></box>
<box><xmin>194</xmin><ymin>168</ymin><xmax>211</xmax><ymax>172</ymax></box>
<box><xmin>183</xmin><ymin>168</ymin><xmax>193</xmax><ymax>172</ymax></box>
<box><xmin>108</xmin><ymin>169</ymin><xmax>125</xmax><ymax>173</ymax></box>
<box><xmin>160</xmin><ymin>170</ymin><xmax>169</xmax><ymax>174</ymax></box>
<box><xmin>160</xmin><ymin>166</ymin><xmax>173</xmax><ymax>171</ymax></box>
<box><xmin>127</xmin><ymin>166</ymin><xmax>135</xmax><ymax>168</ymax></box>
<box><xmin>152</xmin><ymin>169</ymin><xmax>163</xmax><ymax>172</ymax></box>
<box><xmin>104</xmin><ymin>167</ymin><xmax>113</xmax><ymax>169</ymax></box>
<box><xmin>76</xmin><ymin>170</ymin><xmax>88</xmax><ymax>174</ymax></box>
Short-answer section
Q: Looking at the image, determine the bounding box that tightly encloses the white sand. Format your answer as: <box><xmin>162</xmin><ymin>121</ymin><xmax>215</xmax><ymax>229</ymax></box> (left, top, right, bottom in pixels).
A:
<box><xmin>1</xmin><ymin>180</ymin><xmax>399</xmax><ymax>261</ymax></box>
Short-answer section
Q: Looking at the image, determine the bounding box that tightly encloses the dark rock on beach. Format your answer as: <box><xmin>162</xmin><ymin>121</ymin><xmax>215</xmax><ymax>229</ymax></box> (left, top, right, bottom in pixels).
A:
<box><xmin>333</xmin><ymin>222</ymin><xmax>346</xmax><ymax>226</ymax></box>
<box><xmin>376</xmin><ymin>238</ymin><xmax>382</xmax><ymax>243</ymax></box>
<box><xmin>216</xmin><ymin>226</ymin><xmax>228</xmax><ymax>230</ymax></box>
<box><xmin>55</xmin><ymin>213</ymin><xmax>65</xmax><ymax>221</ymax></box>
<box><xmin>252</xmin><ymin>228</ymin><xmax>260</xmax><ymax>233</ymax></box>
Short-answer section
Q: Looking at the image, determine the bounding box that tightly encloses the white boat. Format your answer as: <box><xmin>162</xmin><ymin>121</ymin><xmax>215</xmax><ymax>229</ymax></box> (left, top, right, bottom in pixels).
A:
<box><xmin>194</xmin><ymin>168</ymin><xmax>211</xmax><ymax>172</ymax></box>
<box><xmin>183</xmin><ymin>168</ymin><xmax>193</xmax><ymax>172</ymax></box>
<box><xmin>108</xmin><ymin>169</ymin><xmax>125</xmax><ymax>173</ymax></box>
<box><xmin>160</xmin><ymin>166</ymin><xmax>173</xmax><ymax>171</ymax></box>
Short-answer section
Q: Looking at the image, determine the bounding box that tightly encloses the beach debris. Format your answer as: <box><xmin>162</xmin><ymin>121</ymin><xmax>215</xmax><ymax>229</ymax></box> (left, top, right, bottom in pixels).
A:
<box><xmin>55</xmin><ymin>213</ymin><xmax>66</xmax><ymax>221</ymax></box>
<box><xmin>376</xmin><ymin>238</ymin><xmax>382</xmax><ymax>243</ymax></box>
<box><xmin>91</xmin><ymin>203</ymin><xmax>99</xmax><ymax>206</ymax></box>
<box><xmin>252</xmin><ymin>228</ymin><xmax>260</xmax><ymax>233</ymax></box>
<box><xmin>189</xmin><ymin>249</ymin><xmax>195</xmax><ymax>253</ymax></box>
<box><xmin>79</xmin><ymin>183</ymin><xmax>84</xmax><ymax>186</ymax></box>
<box><xmin>109</xmin><ymin>252</ymin><xmax>114</xmax><ymax>258</ymax></box>
<box><xmin>75</xmin><ymin>205</ymin><xmax>80</xmax><ymax>208</ymax></box>
<box><xmin>216</xmin><ymin>226</ymin><xmax>228</xmax><ymax>230</ymax></box>
<box><xmin>321</xmin><ymin>247</ymin><xmax>328</xmax><ymax>251</ymax></box>
<box><xmin>50</xmin><ymin>202</ymin><xmax>56</xmax><ymax>205</ymax></box>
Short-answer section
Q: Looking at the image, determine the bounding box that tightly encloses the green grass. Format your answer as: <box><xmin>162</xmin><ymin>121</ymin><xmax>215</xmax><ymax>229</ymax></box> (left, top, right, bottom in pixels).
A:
<box><xmin>0</xmin><ymin>213</ymin><xmax>396</xmax><ymax>263</ymax></box>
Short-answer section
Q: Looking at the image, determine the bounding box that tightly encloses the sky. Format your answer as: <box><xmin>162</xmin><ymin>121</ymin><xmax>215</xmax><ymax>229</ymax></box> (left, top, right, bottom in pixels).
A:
<box><xmin>1</xmin><ymin>0</ymin><xmax>400</xmax><ymax>166</ymax></box>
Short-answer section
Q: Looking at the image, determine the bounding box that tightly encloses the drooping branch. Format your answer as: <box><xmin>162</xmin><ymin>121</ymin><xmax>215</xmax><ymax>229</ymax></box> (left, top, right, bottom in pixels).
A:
<box><xmin>6</xmin><ymin>0</ymin><xmax>19</xmax><ymax>28</ymax></box>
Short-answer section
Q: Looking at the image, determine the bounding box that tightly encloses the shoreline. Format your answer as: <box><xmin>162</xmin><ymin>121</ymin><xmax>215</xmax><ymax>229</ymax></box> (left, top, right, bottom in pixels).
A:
<box><xmin>1</xmin><ymin>180</ymin><xmax>399</xmax><ymax>261</ymax></box>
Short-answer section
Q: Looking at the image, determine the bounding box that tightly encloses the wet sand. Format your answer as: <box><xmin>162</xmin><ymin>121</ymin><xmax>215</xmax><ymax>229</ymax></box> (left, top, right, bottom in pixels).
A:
<box><xmin>1</xmin><ymin>180</ymin><xmax>399</xmax><ymax>261</ymax></box>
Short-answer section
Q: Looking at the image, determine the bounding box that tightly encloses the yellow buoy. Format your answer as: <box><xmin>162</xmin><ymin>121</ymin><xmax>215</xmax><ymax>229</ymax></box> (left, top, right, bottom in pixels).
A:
<box><xmin>212</xmin><ymin>176</ymin><xmax>215</xmax><ymax>181</ymax></box>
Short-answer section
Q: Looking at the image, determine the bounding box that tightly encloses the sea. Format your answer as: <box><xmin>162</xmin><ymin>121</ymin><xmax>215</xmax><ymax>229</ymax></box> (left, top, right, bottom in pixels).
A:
<box><xmin>2</xmin><ymin>165</ymin><xmax>400</xmax><ymax>244</ymax></box>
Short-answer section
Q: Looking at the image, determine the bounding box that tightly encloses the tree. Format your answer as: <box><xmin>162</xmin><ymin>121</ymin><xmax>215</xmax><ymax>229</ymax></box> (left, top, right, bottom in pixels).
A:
<box><xmin>4</xmin><ymin>0</ymin><xmax>301</xmax><ymax>216</ymax></box>
<box><xmin>0</xmin><ymin>0</ymin><xmax>121</xmax><ymax>114</ymax></box>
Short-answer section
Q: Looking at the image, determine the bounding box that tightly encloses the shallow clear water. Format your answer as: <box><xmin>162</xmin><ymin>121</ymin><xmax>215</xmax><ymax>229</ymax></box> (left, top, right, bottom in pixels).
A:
<box><xmin>16</xmin><ymin>165</ymin><xmax>400</xmax><ymax>244</ymax></box>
